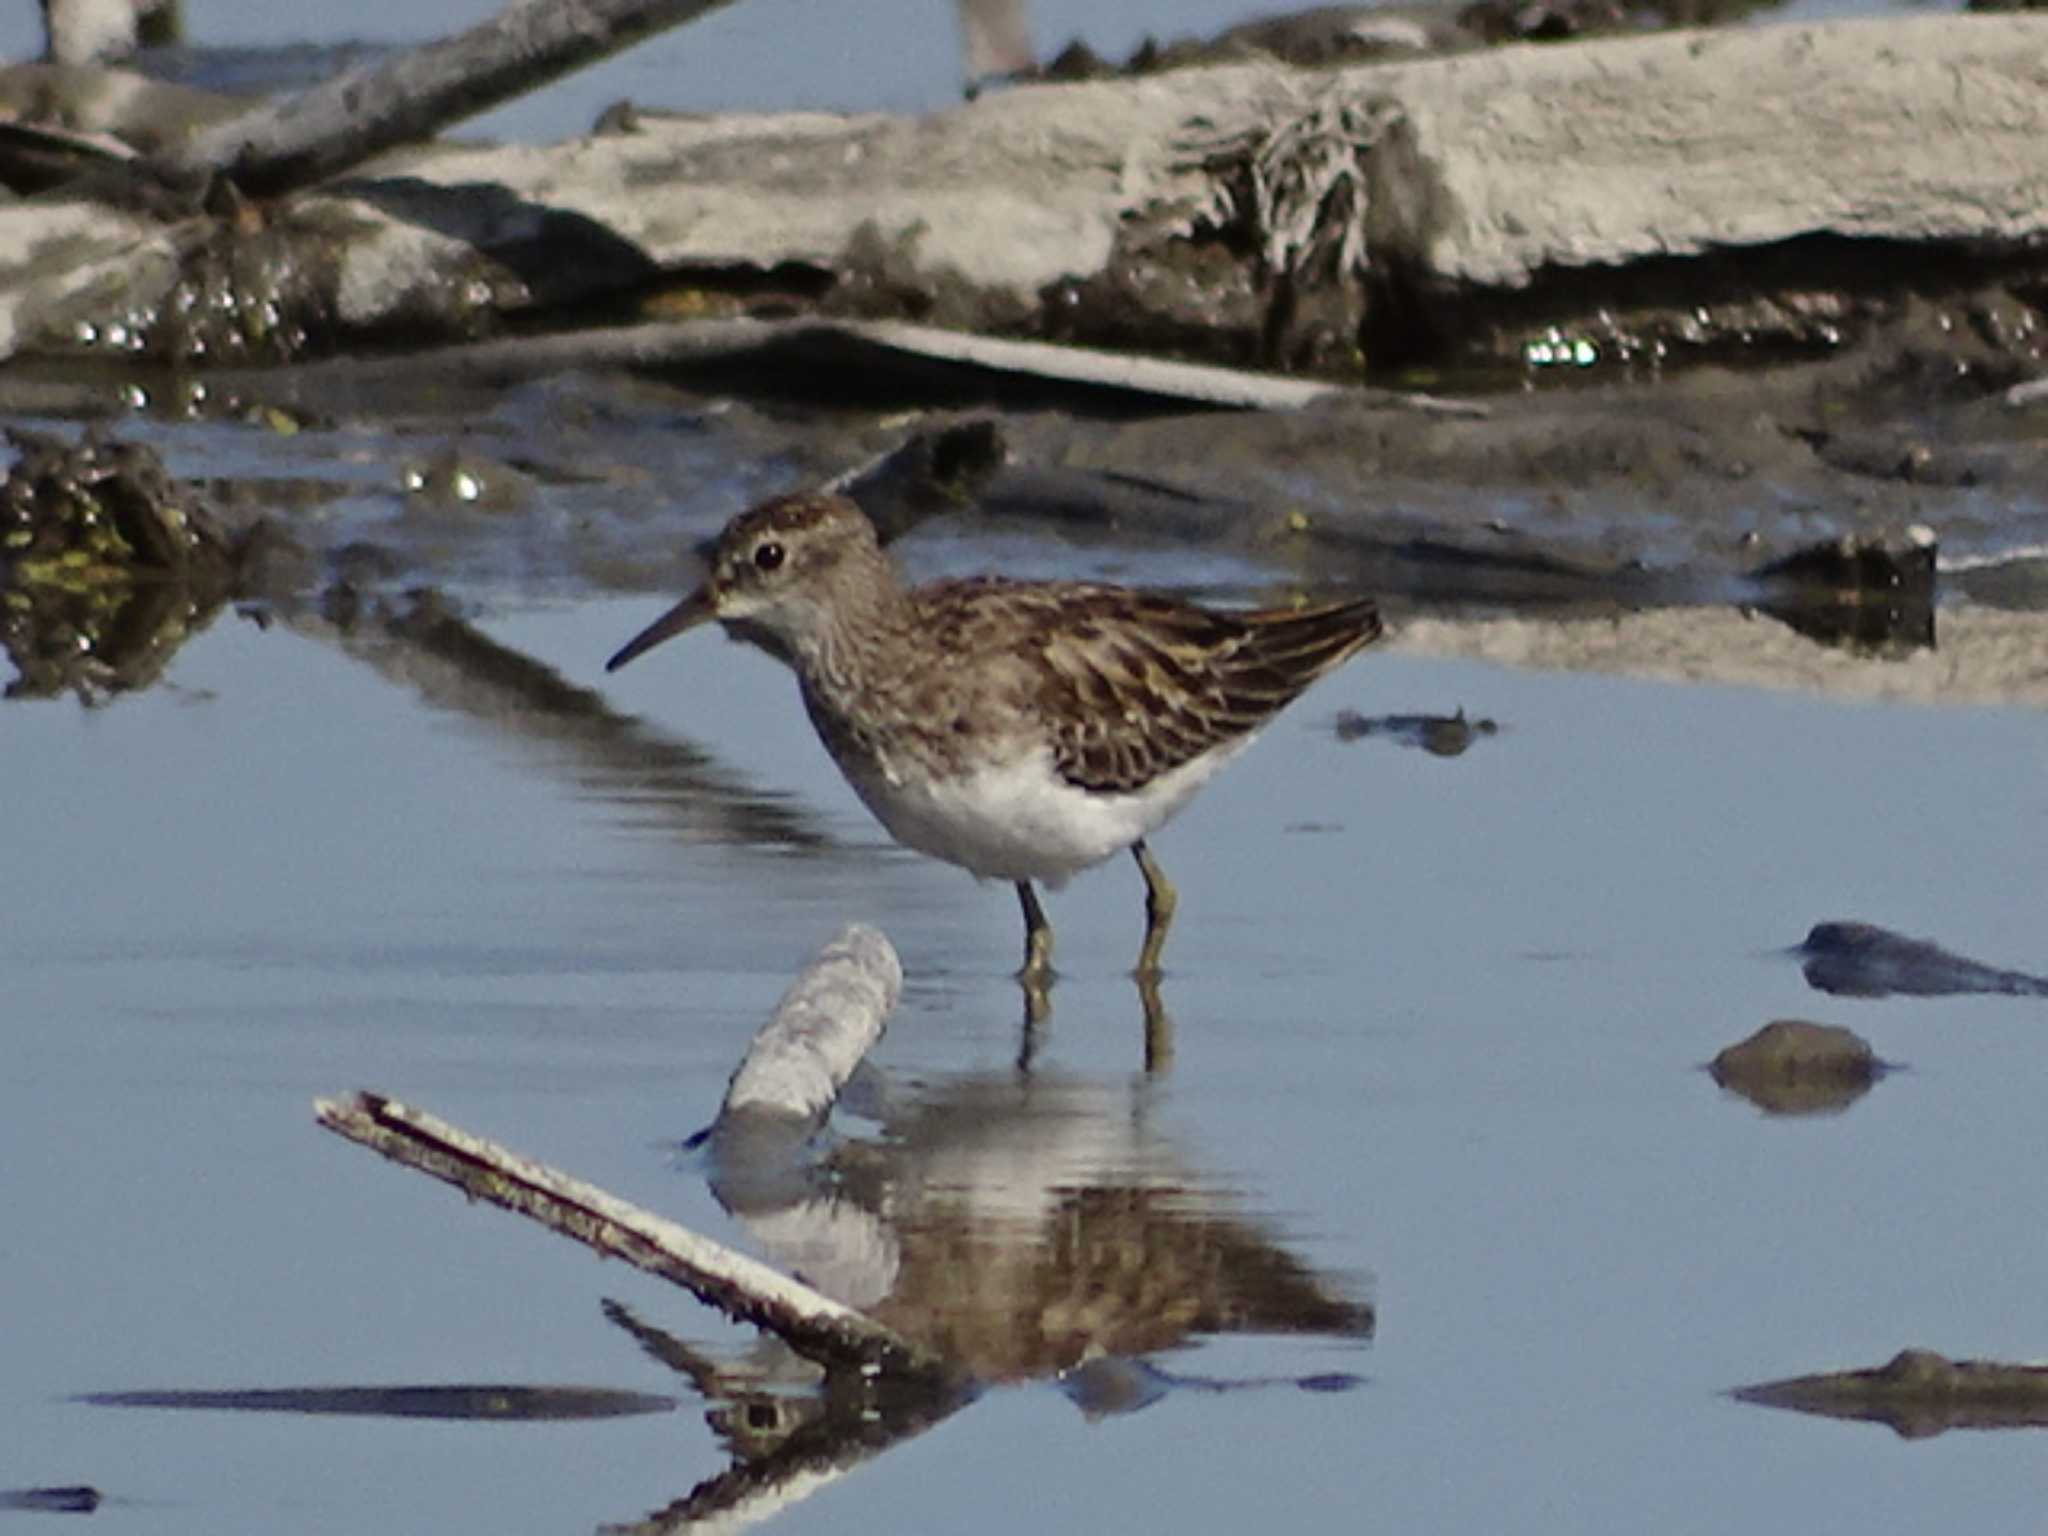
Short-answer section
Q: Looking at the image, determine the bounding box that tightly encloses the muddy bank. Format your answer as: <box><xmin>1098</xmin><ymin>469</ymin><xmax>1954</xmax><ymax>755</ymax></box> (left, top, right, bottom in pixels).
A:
<box><xmin>1395</xmin><ymin>605</ymin><xmax>2048</xmax><ymax>706</ymax></box>
<box><xmin>1</xmin><ymin>5</ymin><xmax>2045</xmax><ymax>699</ymax></box>
<box><xmin>0</xmin><ymin>423</ymin><xmax>256</xmax><ymax>699</ymax></box>
<box><xmin>10</xmin><ymin>327</ymin><xmax>2048</xmax><ymax>706</ymax></box>
<box><xmin>221</xmin><ymin>316</ymin><xmax>2044</xmax><ymax>620</ymax></box>
<box><xmin>3</xmin><ymin>15</ymin><xmax>2047</xmax><ymax>378</ymax></box>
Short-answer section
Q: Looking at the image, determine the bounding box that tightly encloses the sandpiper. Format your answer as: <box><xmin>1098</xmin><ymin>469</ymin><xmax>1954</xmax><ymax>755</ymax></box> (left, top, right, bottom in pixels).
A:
<box><xmin>607</xmin><ymin>492</ymin><xmax>1382</xmax><ymax>981</ymax></box>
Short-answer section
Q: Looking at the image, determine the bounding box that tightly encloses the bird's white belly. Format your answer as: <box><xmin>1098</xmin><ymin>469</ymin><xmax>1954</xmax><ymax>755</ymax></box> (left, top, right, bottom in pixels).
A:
<box><xmin>840</xmin><ymin>740</ymin><xmax>1251</xmax><ymax>886</ymax></box>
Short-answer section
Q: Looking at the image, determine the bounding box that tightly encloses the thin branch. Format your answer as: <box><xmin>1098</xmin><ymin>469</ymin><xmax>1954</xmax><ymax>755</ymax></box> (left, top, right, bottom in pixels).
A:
<box><xmin>313</xmin><ymin>1091</ymin><xmax>948</xmax><ymax>1382</ymax></box>
<box><xmin>158</xmin><ymin>0</ymin><xmax>742</xmax><ymax>197</ymax></box>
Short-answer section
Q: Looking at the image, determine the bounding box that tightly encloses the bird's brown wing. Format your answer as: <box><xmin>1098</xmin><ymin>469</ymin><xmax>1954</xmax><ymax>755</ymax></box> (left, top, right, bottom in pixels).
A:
<box><xmin>920</xmin><ymin>581</ymin><xmax>1382</xmax><ymax>794</ymax></box>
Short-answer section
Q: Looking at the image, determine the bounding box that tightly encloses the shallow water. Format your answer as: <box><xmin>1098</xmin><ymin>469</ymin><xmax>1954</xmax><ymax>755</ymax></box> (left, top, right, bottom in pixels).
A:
<box><xmin>9</xmin><ymin>564</ymin><xmax>2048</xmax><ymax>1532</ymax></box>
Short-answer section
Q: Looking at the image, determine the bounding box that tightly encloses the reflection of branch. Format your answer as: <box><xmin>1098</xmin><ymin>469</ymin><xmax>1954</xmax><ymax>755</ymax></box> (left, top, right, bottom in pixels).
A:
<box><xmin>314</xmin><ymin>1091</ymin><xmax>947</xmax><ymax>1382</ymax></box>
<box><xmin>601</xmin><ymin>1298</ymin><xmax>765</xmax><ymax>1409</ymax></box>
<box><xmin>81</xmin><ymin>1384</ymin><xmax>675</xmax><ymax>1420</ymax></box>
<box><xmin>598</xmin><ymin>1300</ymin><xmax>976</xmax><ymax>1534</ymax></box>
<box><xmin>296</xmin><ymin>587</ymin><xmax>826</xmax><ymax>851</ymax></box>
<box><xmin>604</xmin><ymin>1367</ymin><xmax>974</xmax><ymax>1536</ymax></box>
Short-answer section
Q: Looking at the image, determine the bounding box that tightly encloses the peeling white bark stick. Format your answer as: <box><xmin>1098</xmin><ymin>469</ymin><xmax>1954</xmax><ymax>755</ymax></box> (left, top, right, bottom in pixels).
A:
<box><xmin>229</xmin><ymin>317</ymin><xmax>1389</xmax><ymax>415</ymax></box>
<box><xmin>720</xmin><ymin>924</ymin><xmax>900</xmax><ymax>1126</ymax></box>
<box><xmin>313</xmin><ymin>1090</ymin><xmax>945</xmax><ymax>1379</ymax></box>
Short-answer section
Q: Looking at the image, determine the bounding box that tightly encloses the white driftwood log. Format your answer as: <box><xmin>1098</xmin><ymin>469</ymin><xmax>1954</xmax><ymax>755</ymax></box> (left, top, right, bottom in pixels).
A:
<box><xmin>214</xmin><ymin>316</ymin><xmax>1364</xmax><ymax>414</ymax></box>
<box><xmin>316</xmin><ymin>16</ymin><xmax>2048</xmax><ymax>302</ymax></box>
<box><xmin>719</xmin><ymin>923</ymin><xmax>900</xmax><ymax>1125</ymax></box>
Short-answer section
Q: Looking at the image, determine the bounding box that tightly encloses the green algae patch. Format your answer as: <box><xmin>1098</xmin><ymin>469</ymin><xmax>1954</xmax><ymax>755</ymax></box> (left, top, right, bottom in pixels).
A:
<box><xmin>1</xmin><ymin>426</ymin><xmax>238</xmax><ymax>700</ymax></box>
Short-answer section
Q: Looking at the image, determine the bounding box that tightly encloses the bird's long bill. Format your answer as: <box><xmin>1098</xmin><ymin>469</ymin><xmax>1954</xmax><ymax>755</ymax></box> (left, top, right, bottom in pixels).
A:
<box><xmin>605</xmin><ymin>587</ymin><xmax>715</xmax><ymax>672</ymax></box>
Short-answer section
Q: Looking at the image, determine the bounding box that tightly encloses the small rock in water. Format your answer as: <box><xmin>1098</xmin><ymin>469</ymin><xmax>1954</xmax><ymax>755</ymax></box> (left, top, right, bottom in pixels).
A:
<box><xmin>1333</xmin><ymin>707</ymin><xmax>1499</xmax><ymax>757</ymax></box>
<box><xmin>1796</xmin><ymin>921</ymin><xmax>2048</xmax><ymax>999</ymax></box>
<box><xmin>1709</xmin><ymin>1019</ymin><xmax>1884</xmax><ymax>1116</ymax></box>
<box><xmin>1735</xmin><ymin>1349</ymin><xmax>2048</xmax><ymax>1439</ymax></box>
<box><xmin>0</xmin><ymin>1485</ymin><xmax>101</xmax><ymax>1513</ymax></box>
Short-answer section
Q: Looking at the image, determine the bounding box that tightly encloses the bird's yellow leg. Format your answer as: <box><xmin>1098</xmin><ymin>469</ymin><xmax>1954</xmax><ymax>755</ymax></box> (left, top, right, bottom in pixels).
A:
<box><xmin>1131</xmin><ymin>839</ymin><xmax>1177</xmax><ymax>979</ymax></box>
<box><xmin>1017</xmin><ymin>881</ymin><xmax>1055</xmax><ymax>982</ymax></box>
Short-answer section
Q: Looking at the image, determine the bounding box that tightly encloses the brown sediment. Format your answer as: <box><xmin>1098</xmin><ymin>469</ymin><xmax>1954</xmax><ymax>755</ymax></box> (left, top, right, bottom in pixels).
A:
<box><xmin>1708</xmin><ymin>1020</ymin><xmax>1883</xmax><ymax>1117</ymax></box>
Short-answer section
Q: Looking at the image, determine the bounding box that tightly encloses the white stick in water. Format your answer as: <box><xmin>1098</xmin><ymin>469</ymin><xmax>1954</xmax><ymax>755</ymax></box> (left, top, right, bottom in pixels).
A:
<box><xmin>719</xmin><ymin>924</ymin><xmax>900</xmax><ymax>1128</ymax></box>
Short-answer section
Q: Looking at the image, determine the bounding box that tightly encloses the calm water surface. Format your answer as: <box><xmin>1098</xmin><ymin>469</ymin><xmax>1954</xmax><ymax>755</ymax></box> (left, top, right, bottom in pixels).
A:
<box><xmin>8</xmin><ymin>575</ymin><xmax>2048</xmax><ymax>1533</ymax></box>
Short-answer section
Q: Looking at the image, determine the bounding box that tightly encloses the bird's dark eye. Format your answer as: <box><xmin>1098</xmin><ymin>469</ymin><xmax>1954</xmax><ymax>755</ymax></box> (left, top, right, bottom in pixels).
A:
<box><xmin>753</xmin><ymin>541</ymin><xmax>785</xmax><ymax>572</ymax></box>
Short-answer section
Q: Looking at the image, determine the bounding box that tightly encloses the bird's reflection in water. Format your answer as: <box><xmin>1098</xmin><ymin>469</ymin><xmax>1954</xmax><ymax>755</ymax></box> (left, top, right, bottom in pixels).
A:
<box><xmin>1019</xmin><ymin>970</ymin><xmax>1171</xmax><ymax>1073</ymax></box>
<box><xmin>617</xmin><ymin>998</ymin><xmax>1373</xmax><ymax>1528</ymax></box>
<box><xmin>829</xmin><ymin>1069</ymin><xmax>1369</xmax><ymax>1380</ymax></box>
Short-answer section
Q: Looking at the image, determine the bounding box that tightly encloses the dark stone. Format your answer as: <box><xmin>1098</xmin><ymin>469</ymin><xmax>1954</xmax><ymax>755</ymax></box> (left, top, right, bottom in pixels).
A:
<box><xmin>1736</xmin><ymin>1350</ymin><xmax>2048</xmax><ymax>1438</ymax></box>
<box><xmin>1796</xmin><ymin>922</ymin><xmax>2048</xmax><ymax>1000</ymax></box>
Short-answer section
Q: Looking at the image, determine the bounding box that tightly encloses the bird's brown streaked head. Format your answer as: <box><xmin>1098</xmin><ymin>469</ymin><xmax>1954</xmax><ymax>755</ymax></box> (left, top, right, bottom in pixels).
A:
<box><xmin>605</xmin><ymin>493</ymin><xmax>887</xmax><ymax>672</ymax></box>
